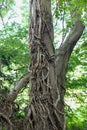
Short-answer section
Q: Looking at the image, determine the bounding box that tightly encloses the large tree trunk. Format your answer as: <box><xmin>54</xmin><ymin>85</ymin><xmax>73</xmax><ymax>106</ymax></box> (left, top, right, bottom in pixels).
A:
<box><xmin>24</xmin><ymin>0</ymin><xmax>84</xmax><ymax>130</ymax></box>
<box><xmin>25</xmin><ymin>0</ymin><xmax>65</xmax><ymax>130</ymax></box>
<box><xmin>0</xmin><ymin>0</ymin><xmax>84</xmax><ymax>130</ymax></box>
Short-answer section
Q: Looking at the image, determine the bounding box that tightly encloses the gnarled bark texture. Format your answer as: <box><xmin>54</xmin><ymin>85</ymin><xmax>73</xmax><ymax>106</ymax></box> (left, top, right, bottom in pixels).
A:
<box><xmin>24</xmin><ymin>0</ymin><xmax>65</xmax><ymax>130</ymax></box>
<box><xmin>24</xmin><ymin>0</ymin><xmax>85</xmax><ymax>130</ymax></box>
<box><xmin>0</xmin><ymin>0</ymin><xmax>84</xmax><ymax>130</ymax></box>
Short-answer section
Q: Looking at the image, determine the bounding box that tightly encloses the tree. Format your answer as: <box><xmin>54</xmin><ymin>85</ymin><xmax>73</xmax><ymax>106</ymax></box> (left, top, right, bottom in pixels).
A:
<box><xmin>0</xmin><ymin>0</ymin><xmax>86</xmax><ymax>130</ymax></box>
<box><xmin>23</xmin><ymin>0</ymin><xmax>84</xmax><ymax>130</ymax></box>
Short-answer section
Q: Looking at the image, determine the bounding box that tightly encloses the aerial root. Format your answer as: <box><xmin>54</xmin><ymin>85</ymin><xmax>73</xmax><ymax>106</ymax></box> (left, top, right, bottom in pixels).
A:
<box><xmin>45</xmin><ymin>105</ymin><xmax>58</xmax><ymax>130</ymax></box>
<box><xmin>0</xmin><ymin>112</ymin><xmax>13</xmax><ymax>130</ymax></box>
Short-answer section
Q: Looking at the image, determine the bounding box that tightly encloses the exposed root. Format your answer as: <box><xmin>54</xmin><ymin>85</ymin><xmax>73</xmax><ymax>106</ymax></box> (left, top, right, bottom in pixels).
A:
<box><xmin>0</xmin><ymin>112</ymin><xmax>13</xmax><ymax>130</ymax></box>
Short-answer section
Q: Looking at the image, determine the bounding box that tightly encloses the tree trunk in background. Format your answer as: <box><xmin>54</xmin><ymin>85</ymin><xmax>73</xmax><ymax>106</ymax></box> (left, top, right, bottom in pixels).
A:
<box><xmin>25</xmin><ymin>0</ymin><xmax>65</xmax><ymax>130</ymax></box>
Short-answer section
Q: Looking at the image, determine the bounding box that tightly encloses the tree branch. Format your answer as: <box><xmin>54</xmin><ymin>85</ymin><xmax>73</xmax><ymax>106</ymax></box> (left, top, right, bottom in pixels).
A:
<box><xmin>7</xmin><ymin>73</ymin><xmax>30</xmax><ymax>102</ymax></box>
<box><xmin>55</xmin><ymin>19</ymin><xmax>85</xmax><ymax>78</ymax></box>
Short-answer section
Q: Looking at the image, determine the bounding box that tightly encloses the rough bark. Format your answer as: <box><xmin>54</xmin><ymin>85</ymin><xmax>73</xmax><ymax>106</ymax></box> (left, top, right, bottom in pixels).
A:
<box><xmin>25</xmin><ymin>0</ymin><xmax>64</xmax><ymax>130</ymax></box>
<box><xmin>0</xmin><ymin>73</ymin><xmax>29</xmax><ymax>130</ymax></box>
<box><xmin>0</xmin><ymin>0</ymin><xmax>85</xmax><ymax>130</ymax></box>
<box><xmin>24</xmin><ymin>0</ymin><xmax>85</xmax><ymax>130</ymax></box>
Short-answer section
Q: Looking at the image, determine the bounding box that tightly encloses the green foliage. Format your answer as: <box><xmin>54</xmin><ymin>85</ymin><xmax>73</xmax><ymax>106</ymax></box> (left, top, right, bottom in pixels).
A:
<box><xmin>65</xmin><ymin>29</ymin><xmax>87</xmax><ymax>129</ymax></box>
<box><xmin>15</xmin><ymin>87</ymin><xmax>29</xmax><ymax>118</ymax></box>
<box><xmin>52</xmin><ymin>0</ymin><xmax>87</xmax><ymax>42</ymax></box>
<box><xmin>66</xmin><ymin>30</ymin><xmax>87</xmax><ymax>89</ymax></box>
<box><xmin>0</xmin><ymin>21</ymin><xmax>29</xmax><ymax>92</ymax></box>
<box><xmin>20</xmin><ymin>0</ymin><xmax>29</xmax><ymax>26</ymax></box>
<box><xmin>0</xmin><ymin>0</ymin><xmax>15</xmax><ymax>16</ymax></box>
<box><xmin>65</xmin><ymin>88</ymin><xmax>87</xmax><ymax>130</ymax></box>
<box><xmin>0</xmin><ymin>0</ymin><xmax>29</xmax><ymax>120</ymax></box>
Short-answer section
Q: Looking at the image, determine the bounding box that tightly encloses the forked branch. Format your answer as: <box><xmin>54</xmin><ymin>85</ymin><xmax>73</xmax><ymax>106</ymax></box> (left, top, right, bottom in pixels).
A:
<box><xmin>55</xmin><ymin>19</ymin><xmax>85</xmax><ymax>77</ymax></box>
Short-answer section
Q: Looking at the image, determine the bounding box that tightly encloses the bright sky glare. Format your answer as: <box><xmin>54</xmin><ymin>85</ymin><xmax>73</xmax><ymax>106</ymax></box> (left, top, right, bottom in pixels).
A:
<box><xmin>10</xmin><ymin>0</ymin><xmax>22</xmax><ymax>23</ymax></box>
<box><xmin>0</xmin><ymin>0</ymin><xmax>22</xmax><ymax>28</ymax></box>
<box><xmin>0</xmin><ymin>0</ymin><xmax>62</xmax><ymax>44</ymax></box>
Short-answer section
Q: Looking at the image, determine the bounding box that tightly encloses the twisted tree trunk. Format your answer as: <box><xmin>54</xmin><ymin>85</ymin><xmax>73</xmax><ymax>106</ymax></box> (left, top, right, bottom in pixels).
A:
<box><xmin>24</xmin><ymin>0</ymin><xmax>84</xmax><ymax>130</ymax></box>
<box><xmin>0</xmin><ymin>0</ymin><xmax>84</xmax><ymax>130</ymax></box>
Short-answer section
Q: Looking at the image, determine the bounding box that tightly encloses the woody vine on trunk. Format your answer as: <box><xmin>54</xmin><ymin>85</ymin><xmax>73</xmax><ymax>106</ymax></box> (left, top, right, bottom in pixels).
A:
<box><xmin>0</xmin><ymin>0</ymin><xmax>85</xmax><ymax>130</ymax></box>
<box><xmin>24</xmin><ymin>0</ymin><xmax>85</xmax><ymax>130</ymax></box>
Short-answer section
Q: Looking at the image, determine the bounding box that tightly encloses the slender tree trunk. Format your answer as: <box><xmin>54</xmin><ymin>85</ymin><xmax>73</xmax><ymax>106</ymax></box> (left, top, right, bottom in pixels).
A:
<box><xmin>25</xmin><ymin>0</ymin><xmax>65</xmax><ymax>130</ymax></box>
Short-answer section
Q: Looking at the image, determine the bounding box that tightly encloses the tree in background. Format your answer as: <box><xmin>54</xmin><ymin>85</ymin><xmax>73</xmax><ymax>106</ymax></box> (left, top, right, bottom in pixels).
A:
<box><xmin>0</xmin><ymin>0</ymin><xmax>86</xmax><ymax>130</ymax></box>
